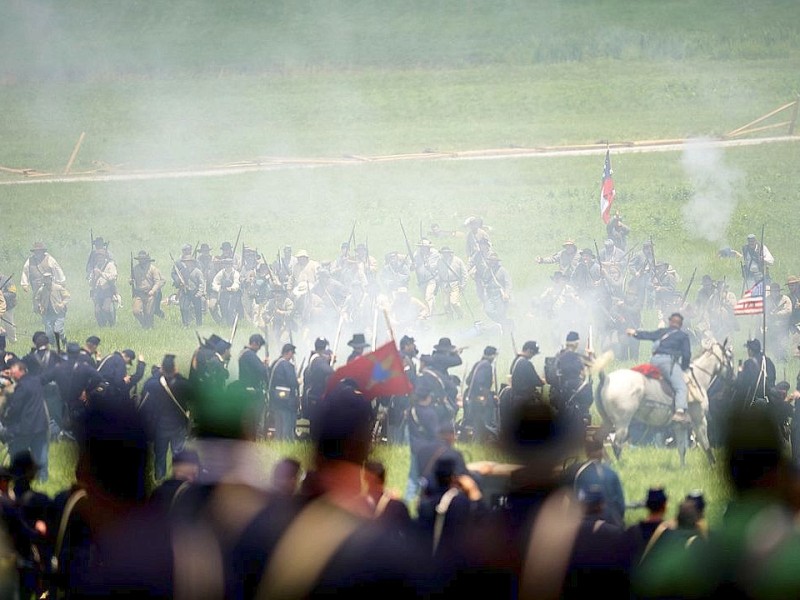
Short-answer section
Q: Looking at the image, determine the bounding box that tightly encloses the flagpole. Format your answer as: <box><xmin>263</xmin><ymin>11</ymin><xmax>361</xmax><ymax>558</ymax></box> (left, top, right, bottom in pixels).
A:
<box><xmin>757</xmin><ymin>223</ymin><xmax>768</xmax><ymax>403</ymax></box>
<box><xmin>382</xmin><ymin>308</ymin><xmax>396</xmax><ymax>343</ymax></box>
<box><xmin>760</xmin><ymin>223</ymin><xmax>767</xmax><ymax>364</ymax></box>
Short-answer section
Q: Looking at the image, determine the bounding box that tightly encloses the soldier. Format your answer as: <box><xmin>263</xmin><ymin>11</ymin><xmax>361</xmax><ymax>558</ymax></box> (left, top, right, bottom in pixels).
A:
<box><xmin>598</xmin><ymin>238</ymin><xmax>625</xmax><ymax>265</ymax></box>
<box><xmin>739</xmin><ymin>233</ymin><xmax>774</xmax><ymax>289</ymax></box>
<box><xmin>33</xmin><ymin>273</ymin><xmax>70</xmax><ymax>342</ymax></box>
<box><xmin>238</xmin><ymin>333</ymin><xmax>270</xmax><ymax>439</ymax></box>
<box><xmin>302</xmin><ymin>337</ymin><xmax>334</xmax><ymax>440</ymax></box>
<box><xmin>766</xmin><ymin>282</ymin><xmax>792</xmax><ymax>360</ymax></box>
<box><xmin>420</xmin><ymin>337</ymin><xmax>463</xmax><ymax>426</ymax></box>
<box><xmin>311</xmin><ymin>268</ymin><xmax>348</xmax><ymax>322</ymax></box>
<box><xmin>97</xmin><ymin>348</ymin><xmax>146</xmax><ymax>401</ymax></box>
<box><xmin>437</xmin><ymin>247</ymin><xmax>468</xmax><ymax>319</ymax></box>
<box><xmin>379</xmin><ymin>251</ymin><xmax>411</xmax><ymax>294</ymax></box>
<box><xmin>354</xmin><ymin>243</ymin><xmax>378</xmax><ymax>284</ymax></box>
<box><xmin>289</xmin><ymin>249</ymin><xmax>319</xmax><ymax>291</ymax></box>
<box><xmin>40</xmin><ymin>342</ymin><xmax>102</xmax><ymax>436</ymax></box>
<box><xmin>213</xmin><ymin>241</ymin><xmax>241</xmax><ymax>272</ymax></box>
<box><xmin>139</xmin><ymin>354</ymin><xmax>191</xmax><ymax>481</ymax></box>
<box><xmin>345</xmin><ymin>333</ymin><xmax>371</xmax><ymax>363</ymax></box>
<box><xmin>79</xmin><ymin>335</ymin><xmax>101</xmax><ymax>367</ymax></box>
<box><xmin>0</xmin><ymin>358</ymin><xmax>50</xmax><ymax>481</ymax></box>
<box><xmin>385</xmin><ymin>335</ymin><xmax>418</xmax><ymax>444</ymax></box>
<box><xmin>268</xmin><ymin>343</ymin><xmax>299</xmax><ymax>441</ymax></box>
<box><xmin>272</xmin><ymin>245</ymin><xmax>296</xmax><ymax>286</ymax></box>
<box><xmin>552</xmin><ymin>331</ymin><xmax>594</xmax><ymax>424</ymax></box>
<box><xmin>265</xmin><ymin>285</ymin><xmax>295</xmax><ymax>344</ymax></box>
<box><xmin>788</xmin><ymin>275</ymin><xmax>800</xmax><ymax>344</ymax></box>
<box><xmin>88</xmin><ymin>247</ymin><xmax>118</xmax><ymax>327</ymax></box>
<box><xmin>342</xmin><ymin>280</ymin><xmax>372</xmax><ymax>334</ymax></box>
<box><xmin>331</xmin><ymin>241</ymin><xmax>351</xmax><ymax>276</ymax></box>
<box><xmin>652</xmin><ymin>262</ymin><xmax>681</xmax><ymax>325</ymax></box>
<box><xmin>211</xmin><ymin>258</ymin><xmax>241</xmax><ymax>327</ymax></box>
<box><xmin>0</xmin><ymin>272</ymin><xmax>18</xmax><ymax>343</ymax></box>
<box><xmin>413</xmin><ymin>239</ymin><xmax>440</xmax><ymax>314</ymax></box>
<box><xmin>189</xmin><ymin>334</ymin><xmax>231</xmax><ymax>395</ymax></box>
<box><xmin>20</xmin><ymin>242</ymin><xmax>66</xmax><ymax>310</ymax></box>
<box><xmin>482</xmin><ymin>252</ymin><xmax>512</xmax><ymax>331</ymax></box>
<box><xmin>606</xmin><ymin>211</ymin><xmax>631</xmax><ymax>250</ymax></box>
<box><xmin>85</xmin><ymin>236</ymin><xmax>114</xmax><ymax>278</ymax></box>
<box><xmin>570</xmin><ymin>248</ymin><xmax>602</xmax><ymax>299</ymax></box>
<box><xmin>536</xmin><ymin>239</ymin><xmax>578</xmax><ymax>278</ymax></box>
<box><xmin>238</xmin><ymin>246</ymin><xmax>260</xmax><ymax>321</ymax></box>
<box><xmin>172</xmin><ymin>245</ymin><xmax>206</xmax><ymax>327</ymax></box>
<box><xmin>388</xmin><ymin>287</ymin><xmax>429</xmax><ymax>337</ymax></box>
<box><xmin>464</xmin><ymin>346</ymin><xmax>498</xmax><ymax>442</ymax></box>
<box><xmin>464</xmin><ymin>216</ymin><xmax>492</xmax><ymax>259</ymax></box>
<box><xmin>627</xmin><ymin>313</ymin><xmax>692</xmax><ymax>421</ymax></box>
<box><xmin>131</xmin><ymin>250</ymin><xmax>165</xmax><ymax>329</ymax></box>
<box><xmin>509</xmin><ymin>340</ymin><xmax>545</xmax><ymax>404</ymax></box>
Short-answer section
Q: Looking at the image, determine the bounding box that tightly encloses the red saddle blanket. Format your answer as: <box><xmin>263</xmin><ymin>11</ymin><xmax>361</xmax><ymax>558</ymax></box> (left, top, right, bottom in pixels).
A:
<box><xmin>631</xmin><ymin>364</ymin><xmax>662</xmax><ymax>379</ymax></box>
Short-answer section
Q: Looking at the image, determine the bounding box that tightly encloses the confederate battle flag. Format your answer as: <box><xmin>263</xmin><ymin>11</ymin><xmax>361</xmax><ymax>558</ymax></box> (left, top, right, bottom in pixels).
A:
<box><xmin>600</xmin><ymin>148</ymin><xmax>616</xmax><ymax>224</ymax></box>
<box><xmin>325</xmin><ymin>341</ymin><xmax>413</xmax><ymax>401</ymax></box>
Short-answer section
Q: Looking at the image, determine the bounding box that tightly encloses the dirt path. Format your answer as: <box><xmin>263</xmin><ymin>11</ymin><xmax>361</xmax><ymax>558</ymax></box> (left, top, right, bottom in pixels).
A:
<box><xmin>0</xmin><ymin>135</ymin><xmax>796</xmax><ymax>186</ymax></box>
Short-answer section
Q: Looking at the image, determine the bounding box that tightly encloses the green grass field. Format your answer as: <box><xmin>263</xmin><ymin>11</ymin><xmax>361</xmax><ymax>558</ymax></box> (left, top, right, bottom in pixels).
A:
<box><xmin>1</xmin><ymin>0</ymin><xmax>798</xmax><ymax>524</ymax></box>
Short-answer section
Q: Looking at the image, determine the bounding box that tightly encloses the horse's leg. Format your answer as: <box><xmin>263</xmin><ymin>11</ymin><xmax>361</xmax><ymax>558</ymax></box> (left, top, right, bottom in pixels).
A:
<box><xmin>612</xmin><ymin>420</ymin><xmax>632</xmax><ymax>461</ymax></box>
<box><xmin>674</xmin><ymin>421</ymin><xmax>688</xmax><ymax>467</ymax></box>
<box><xmin>688</xmin><ymin>404</ymin><xmax>716</xmax><ymax>466</ymax></box>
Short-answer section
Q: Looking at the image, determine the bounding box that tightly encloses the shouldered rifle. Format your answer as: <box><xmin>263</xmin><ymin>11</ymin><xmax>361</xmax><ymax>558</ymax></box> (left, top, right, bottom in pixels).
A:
<box><xmin>232</xmin><ymin>226</ymin><xmax>243</xmax><ymax>260</ymax></box>
<box><xmin>347</xmin><ymin>220</ymin><xmax>356</xmax><ymax>251</ymax></box>
<box><xmin>130</xmin><ymin>252</ymin><xmax>135</xmax><ymax>298</ymax></box>
<box><xmin>192</xmin><ymin>241</ymin><xmax>200</xmax><ymax>258</ymax></box>
<box><xmin>594</xmin><ymin>240</ymin><xmax>604</xmax><ymax>275</ymax></box>
<box><xmin>0</xmin><ymin>274</ymin><xmax>13</xmax><ymax>293</ymax></box>
<box><xmin>680</xmin><ymin>267</ymin><xmax>697</xmax><ymax>305</ymax></box>
<box><xmin>169</xmin><ymin>252</ymin><xmax>187</xmax><ymax>288</ymax></box>
<box><xmin>399</xmin><ymin>218</ymin><xmax>416</xmax><ymax>268</ymax></box>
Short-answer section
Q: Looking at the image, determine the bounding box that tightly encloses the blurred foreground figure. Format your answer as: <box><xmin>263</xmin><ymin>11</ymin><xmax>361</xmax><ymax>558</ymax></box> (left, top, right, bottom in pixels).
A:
<box><xmin>232</xmin><ymin>381</ymin><xmax>432</xmax><ymax>598</ymax></box>
<box><xmin>632</xmin><ymin>404</ymin><xmax>800</xmax><ymax>599</ymax></box>
<box><xmin>435</xmin><ymin>402</ymin><xmax>632</xmax><ymax>599</ymax></box>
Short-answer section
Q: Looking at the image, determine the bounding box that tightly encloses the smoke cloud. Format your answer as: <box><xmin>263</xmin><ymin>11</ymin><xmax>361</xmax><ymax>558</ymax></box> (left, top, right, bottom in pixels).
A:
<box><xmin>680</xmin><ymin>138</ymin><xmax>743</xmax><ymax>243</ymax></box>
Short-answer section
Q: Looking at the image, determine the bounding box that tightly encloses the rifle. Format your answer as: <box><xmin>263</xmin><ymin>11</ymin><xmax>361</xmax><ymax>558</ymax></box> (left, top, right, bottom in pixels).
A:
<box><xmin>0</xmin><ymin>274</ymin><xmax>13</xmax><ymax>293</ymax></box>
<box><xmin>594</xmin><ymin>240</ymin><xmax>604</xmax><ymax>275</ymax></box>
<box><xmin>331</xmin><ymin>314</ymin><xmax>344</xmax><ymax>367</ymax></box>
<box><xmin>90</xmin><ymin>229</ymin><xmax>94</xmax><ymax>251</ymax></box>
<box><xmin>399</xmin><ymin>219</ymin><xmax>416</xmax><ymax>269</ymax></box>
<box><xmin>680</xmin><ymin>267</ymin><xmax>698</xmax><ymax>305</ymax></box>
<box><xmin>347</xmin><ymin>220</ymin><xmax>356</xmax><ymax>252</ymax></box>
<box><xmin>129</xmin><ymin>252</ymin><xmax>135</xmax><ymax>298</ymax></box>
<box><xmin>232</xmin><ymin>226</ymin><xmax>243</xmax><ymax>260</ymax></box>
<box><xmin>510</xmin><ymin>331</ymin><xmax>518</xmax><ymax>355</ymax></box>
<box><xmin>54</xmin><ymin>331</ymin><xmax>62</xmax><ymax>356</ymax></box>
<box><xmin>192</xmin><ymin>241</ymin><xmax>200</xmax><ymax>258</ymax></box>
<box><xmin>169</xmin><ymin>252</ymin><xmax>187</xmax><ymax>289</ymax></box>
<box><xmin>230</xmin><ymin>312</ymin><xmax>239</xmax><ymax>346</ymax></box>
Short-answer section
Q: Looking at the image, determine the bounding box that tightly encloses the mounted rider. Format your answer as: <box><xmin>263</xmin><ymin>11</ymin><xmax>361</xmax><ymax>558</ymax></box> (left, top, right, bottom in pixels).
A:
<box><xmin>627</xmin><ymin>312</ymin><xmax>691</xmax><ymax>422</ymax></box>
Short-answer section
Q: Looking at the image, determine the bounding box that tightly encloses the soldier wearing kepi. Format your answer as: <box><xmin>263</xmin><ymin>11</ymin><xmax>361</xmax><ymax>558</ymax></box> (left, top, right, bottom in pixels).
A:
<box><xmin>88</xmin><ymin>246</ymin><xmax>118</xmax><ymax>326</ymax></box>
<box><xmin>627</xmin><ymin>312</ymin><xmax>692</xmax><ymax>422</ymax></box>
<box><xmin>464</xmin><ymin>346</ymin><xmax>499</xmax><ymax>442</ymax></box>
<box><xmin>269</xmin><ymin>343</ymin><xmax>299</xmax><ymax>441</ymax></box>
<box><xmin>211</xmin><ymin>258</ymin><xmax>242</xmax><ymax>327</ymax></box>
<box><xmin>302</xmin><ymin>337</ymin><xmax>334</xmax><ymax>440</ymax></box>
<box><xmin>139</xmin><ymin>354</ymin><xmax>191</xmax><ymax>481</ymax></box>
<box><xmin>21</xmin><ymin>242</ymin><xmax>66</xmax><ymax>310</ymax></box>
<box><xmin>238</xmin><ymin>333</ymin><xmax>270</xmax><ymax>439</ymax></box>
<box><xmin>131</xmin><ymin>250</ymin><xmax>165</xmax><ymax>329</ymax></box>
<box><xmin>172</xmin><ymin>245</ymin><xmax>206</xmax><ymax>327</ymax></box>
<box><xmin>553</xmin><ymin>331</ymin><xmax>594</xmax><ymax>425</ymax></box>
<box><xmin>482</xmin><ymin>252</ymin><xmax>513</xmax><ymax>331</ymax></box>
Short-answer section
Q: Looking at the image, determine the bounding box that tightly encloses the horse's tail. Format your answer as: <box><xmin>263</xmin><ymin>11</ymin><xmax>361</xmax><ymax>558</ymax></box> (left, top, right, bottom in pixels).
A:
<box><xmin>594</xmin><ymin>370</ymin><xmax>611</xmax><ymax>427</ymax></box>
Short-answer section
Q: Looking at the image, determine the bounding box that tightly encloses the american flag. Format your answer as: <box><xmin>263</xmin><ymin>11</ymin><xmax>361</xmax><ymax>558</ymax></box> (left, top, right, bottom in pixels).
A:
<box><xmin>600</xmin><ymin>148</ymin><xmax>615</xmax><ymax>224</ymax></box>
<box><xmin>734</xmin><ymin>280</ymin><xmax>765</xmax><ymax>316</ymax></box>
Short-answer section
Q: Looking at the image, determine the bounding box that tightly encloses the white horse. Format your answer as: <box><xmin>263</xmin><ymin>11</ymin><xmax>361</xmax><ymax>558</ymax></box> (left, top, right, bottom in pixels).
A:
<box><xmin>594</xmin><ymin>339</ymin><xmax>733</xmax><ymax>466</ymax></box>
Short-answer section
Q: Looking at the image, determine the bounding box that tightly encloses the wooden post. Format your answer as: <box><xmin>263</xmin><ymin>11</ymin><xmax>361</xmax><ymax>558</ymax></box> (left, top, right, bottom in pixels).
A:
<box><xmin>64</xmin><ymin>132</ymin><xmax>86</xmax><ymax>174</ymax></box>
<box><xmin>788</xmin><ymin>96</ymin><xmax>800</xmax><ymax>135</ymax></box>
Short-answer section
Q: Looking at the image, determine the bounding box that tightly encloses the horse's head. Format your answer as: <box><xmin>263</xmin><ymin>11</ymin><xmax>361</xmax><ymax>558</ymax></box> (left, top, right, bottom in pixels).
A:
<box><xmin>706</xmin><ymin>337</ymin><xmax>734</xmax><ymax>378</ymax></box>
